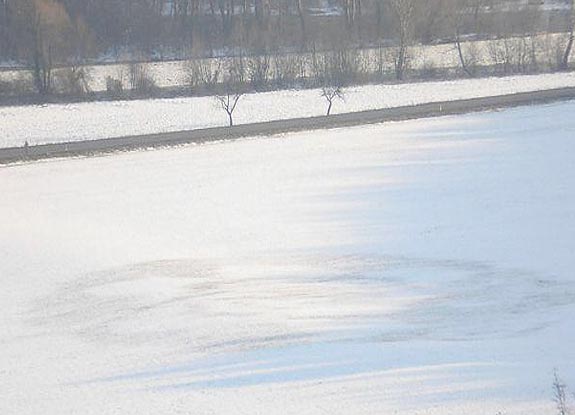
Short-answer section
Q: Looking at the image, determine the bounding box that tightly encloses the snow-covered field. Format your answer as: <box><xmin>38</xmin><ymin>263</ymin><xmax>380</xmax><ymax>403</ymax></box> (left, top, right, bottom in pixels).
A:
<box><xmin>1</xmin><ymin>101</ymin><xmax>574</xmax><ymax>415</ymax></box>
<box><xmin>2</xmin><ymin>72</ymin><xmax>575</xmax><ymax>149</ymax></box>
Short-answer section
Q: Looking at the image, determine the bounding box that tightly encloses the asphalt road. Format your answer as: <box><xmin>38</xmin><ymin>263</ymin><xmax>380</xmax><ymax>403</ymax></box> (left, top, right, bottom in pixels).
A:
<box><xmin>2</xmin><ymin>86</ymin><xmax>575</xmax><ymax>165</ymax></box>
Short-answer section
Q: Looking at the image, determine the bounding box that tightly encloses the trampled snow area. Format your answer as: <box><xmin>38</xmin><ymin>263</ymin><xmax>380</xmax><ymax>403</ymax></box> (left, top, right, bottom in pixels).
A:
<box><xmin>2</xmin><ymin>71</ymin><xmax>575</xmax><ymax>148</ymax></box>
<box><xmin>1</xmin><ymin>102</ymin><xmax>575</xmax><ymax>414</ymax></box>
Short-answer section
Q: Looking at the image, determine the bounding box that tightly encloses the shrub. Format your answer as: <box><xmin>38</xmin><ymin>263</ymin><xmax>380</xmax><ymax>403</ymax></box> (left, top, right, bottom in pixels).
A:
<box><xmin>128</xmin><ymin>62</ymin><xmax>156</xmax><ymax>94</ymax></box>
<box><xmin>0</xmin><ymin>74</ymin><xmax>34</xmax><ymax>96</ymax></box>
<box><xmin>56</xmin><ymin>66</ymin><xmax>92</xmax><ymax>95</ymax></box>
<box><xmin>183</xmin><ymin>59</ymin><xmax>221</xmax><ymax>92</ymax></box>
<box><xmin>105</xmin><ymin>75</ymin><xmax>124</xmax><ymax>97</ymax></box>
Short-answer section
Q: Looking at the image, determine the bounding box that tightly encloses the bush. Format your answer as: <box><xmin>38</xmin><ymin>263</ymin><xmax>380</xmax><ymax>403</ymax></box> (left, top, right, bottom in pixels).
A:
<box><xmin>420</xmin><ymin>61</ymin><xmax>439</xmax><ymax>79</ymax></box>
<box><xmin>105</xmin><ymin>75</ymin><xmax>124</xmax><ymax>97</ymax></box>
<box><xmin>272</xmin><ymin>54</ymin><xmax>305</xmax><ymax>88</ymax></box>
<box><xmin>539</xmin><ymin>34</ymin><xmax>568</xmax><ymax>72</ymax></box>
<box><xmin>56</xmin><ymin>66</ymin><xmax>92</xmax><ymax>96</ymax></box>
<box><xmin>0</xmin><ymin>75</ymin><xmax>34</xmax><ymax>96</ymax></box>
<box><xmin>248</xmin><ymin>54</ymin><xmax>271</xmax><ymax>90</ymax></box>
<box><xmin>183</xmin><ymin>59</ymin><xmax>221</xmax><ymax>92</ymax></box>
<box><xmin>128</xmin><ymin>62</ymin><xmax>156</xmax><ymax>94</ymax></box>
<box><xmin>313</xmin><ymin>48</ymin><xmax>363</xmax><ymax>87</ymax></box>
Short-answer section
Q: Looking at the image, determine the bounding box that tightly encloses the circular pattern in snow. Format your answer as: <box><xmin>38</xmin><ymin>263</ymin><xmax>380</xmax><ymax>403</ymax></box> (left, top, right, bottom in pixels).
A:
<box><xmin>29</xmin><ymin>255</ymin><xmax>575</xmax><ymax>354</ymax></box>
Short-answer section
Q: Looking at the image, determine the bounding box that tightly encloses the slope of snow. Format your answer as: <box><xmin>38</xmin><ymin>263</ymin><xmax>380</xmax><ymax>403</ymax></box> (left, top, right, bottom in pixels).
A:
<box><xmin>1</xmin><ymin>102</ymin><xmax>574</xmax><ymax>415</ymax></box>
<box><xmin>2</xmin><ymin>72</ymin><xmax>575</xmax><ymax>148</ymax></box>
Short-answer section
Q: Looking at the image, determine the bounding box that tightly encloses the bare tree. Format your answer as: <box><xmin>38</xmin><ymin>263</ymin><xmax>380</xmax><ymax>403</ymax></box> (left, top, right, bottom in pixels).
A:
<box><xmin>216</xmin><ymin>92</ymin><xmax>243</xmax><ymax>126</ymax></box>
<box><xmin>216</xmin><ymin>0</ymin><xmax>235</xmax><ymax>42</ymax></box>
<box><xmin>321</xmin><ymin>86</ymin><xmax>344</xmax><ymax>116</ymax></box>
<box><xmin>455</xmin><ymin>34</ymin><xmax>475</xmax><ymax>76</ymax></box>
<box><xmin>553</xmin><ymin>370</ymin><xmax>570</xmax><ymax>415</ymax></box>
<box><xmin>13</xmin><ymin>0</ymin><xmax>72</xmax><ymax>95</ymax></box>
<box><xmin>388</xmin><ymin>0</ymin><xmax>416</xmax><ymax>81</ymax></box>
<box><xmin>129</xmin><ymin>61</ymin><xmax>156</xmax><ymax>94</ymax></box>
<box><xmin>216</xmin><ymin>92</ymin><xmax>243</xmax><ymax>127</ymax></box>
<box><xmin>448</xmin><ymin>0</ymin><xmax>476</xmax><ymax>76</ymax></box>
<box><xmin>0</xmin><ymin>0</ymin><xmax>10</xmax><ymax>57</ymax></box>
<box><xmin>341</xmin><ymin>0</ymin><xmax>362</xmax><ymax>40</ymax></box>
<box><xmin>562</xmin><ymin>0</ymin><xmax>575</xmax><ymax>70</ymax></box>
<box><xmin>295</xmin><ymin>0</ymin><xmax>308</xmax><ymax>50</ymax></box>
<box><xmin>215</xmin><ymin>58</ymin><xmax>245</xmax><ymax>127</ymax></box>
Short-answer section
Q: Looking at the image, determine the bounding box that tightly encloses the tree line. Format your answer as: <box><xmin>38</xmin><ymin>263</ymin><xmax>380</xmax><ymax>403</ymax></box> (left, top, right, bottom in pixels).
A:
<box><xmin>0</xmin><ymin>0</ymin><xmax>573</xmax><ymax>96</ymax></box>
<box><xmin>1</xmin><ymin>0</ymin><xmax>571</xmax><ymax>60</ymax></box>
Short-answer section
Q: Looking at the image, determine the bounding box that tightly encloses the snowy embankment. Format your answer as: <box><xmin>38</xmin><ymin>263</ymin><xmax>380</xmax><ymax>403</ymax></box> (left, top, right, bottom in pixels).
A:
<box><xmin>1</xmin><ymin>102</ymin><xmax>574</xmax><ymax>415</ymax></box>
<box><xmin>2</xmin><ymin>71</ymin><xmax>575</xmax><ymax>148</ymax></box>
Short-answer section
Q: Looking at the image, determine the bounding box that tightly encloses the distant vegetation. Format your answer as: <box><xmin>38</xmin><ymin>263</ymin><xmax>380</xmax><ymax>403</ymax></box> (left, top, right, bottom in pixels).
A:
<box><xmin>0</xmin><ymin>0</ymin><xmax>574</xmax><ymax>99</ymax></box>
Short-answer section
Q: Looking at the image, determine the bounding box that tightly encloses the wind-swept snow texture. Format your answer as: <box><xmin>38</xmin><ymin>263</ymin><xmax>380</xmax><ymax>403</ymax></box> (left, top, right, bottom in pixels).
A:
<box><xmin>1</xmin><ymin>102</ymin><xmax>574</xmax><ymax>415</ymax></box>
<box><xmin>2</xmin><ymin>72</ymin><xmax>575</xmax><ymax>148</ymax></box>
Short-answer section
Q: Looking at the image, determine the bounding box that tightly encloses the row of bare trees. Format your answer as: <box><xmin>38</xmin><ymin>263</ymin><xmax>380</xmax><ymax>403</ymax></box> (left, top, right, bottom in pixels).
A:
<box><xmin>215</xmin><ymin>84</ymin><xmax>343</xmax><ymax>127</ymax></box>
<box><xmin>2</xmin><ymin>0</ymin><xmax>574</xmax><ymax>60</ymax></box>
<box><xmin>1</xmin><ymin>0</ymin><xmax>574</xmax><ymax>96</ymax></box>
<box><xmin>2</xmin><ymin>31</ymin><xmax>574</xmax><ymax>99</ymax></box>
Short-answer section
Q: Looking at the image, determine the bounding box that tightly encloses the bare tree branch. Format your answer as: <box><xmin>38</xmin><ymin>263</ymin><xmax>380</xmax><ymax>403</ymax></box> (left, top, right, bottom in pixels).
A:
<box><xmin>321</xmin><ymin>86</ymin><xmax>345</xmax><ymax>116</ymax></box>
<box><xmin>553</xmin><ymin>369</ymin><xmax>570</xmax><ymax>415</ymax></box>
<box><xmin>215</xmin><ymin>92</ymin><xmax>243</xmax><ymax>127</ymax></box>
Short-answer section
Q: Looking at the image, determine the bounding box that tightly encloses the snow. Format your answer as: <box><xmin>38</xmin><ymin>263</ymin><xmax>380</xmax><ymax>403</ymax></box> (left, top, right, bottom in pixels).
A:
<box><xmin>2</xmin><ymin>72</ymin><xmax>575</xmax><ymax>148</ymax></box>
<box><xmin>1</xmin><ymin>101</ymin><xmax>574</xmax><ymax>415</ymax></box>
